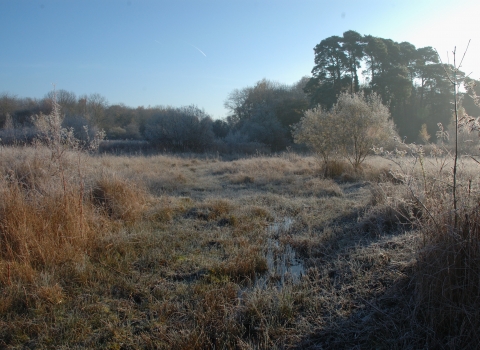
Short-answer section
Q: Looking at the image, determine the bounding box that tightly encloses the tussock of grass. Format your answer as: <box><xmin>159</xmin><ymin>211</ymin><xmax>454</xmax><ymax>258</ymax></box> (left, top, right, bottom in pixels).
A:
<box><xmin>244</xmin><ymin>205</ymin><xmax>274</xmax><ymax>221</ymax></box>
<box><xmin>320</xmin><ymin>159</ymin><xmax>351</xmax><ymax>178</ymax></box>
<box><xmin>0</xmin><ymin>177</ymin><xmax>100</xmax><ymax>268</ymax></box>
<box><xmin>147</xmin><ymin>196</ymin><xmax>192</xmax><ymax>222</ymax></box>
<box><xmin>92</xmin><ymin>174</ymin><xmax>148</xmax><ymax>223</ymax></box>
<box><xmin>211</xmin><ymin>245</ymin><xmax>268</xmax><ymax>282</ymax></box>
<box><xmin>201</xmin><ymin>198</ymin><xmax>234</xmax><ymax>219</ymax></box>
<box><xmin>302</xmin><ymin>178</ymin><xmax>343</xmax><ymax>197</ymax></box>
<box><xmin>359</xmin><ymin>183</ymin><xmax>421</xmax><ymax>235</ymax></box>
<box><xmin>229</xmin><ymin>173</ymin><xmax>255</xmax><ymax>184</ymax></box>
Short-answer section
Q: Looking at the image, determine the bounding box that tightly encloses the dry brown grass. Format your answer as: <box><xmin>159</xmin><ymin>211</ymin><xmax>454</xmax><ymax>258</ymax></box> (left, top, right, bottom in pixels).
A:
<box><xmin>92</xmin><ymin>173</ymin><xmax>148</xmax><ymax>223</ymax></box>
<box><xmin>0</xmin><ymin>149</ymin><xmax>99</xmax><ymax>270</ymax></box>
<box><xmin>2</xmin><ymin>146</ymin><xmax>477</xmax><ymax>348</ymax></box>
<box><xmin>409</xmin><ymin>157</ymin><xmax>480</xmax><ymax>348</ymax></box>
<box><xmin>0</xmin><ymin>146</ymin><xmax>150</xmax><ymax>337</ymax></box>
<box><xmin>371</xmin><ymin>140</ymin><xmax>480</xmax><ymax>348</ymax></box>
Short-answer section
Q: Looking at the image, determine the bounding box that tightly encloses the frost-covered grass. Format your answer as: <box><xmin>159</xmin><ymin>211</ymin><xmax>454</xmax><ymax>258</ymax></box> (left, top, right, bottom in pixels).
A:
<box><xmin>1</xmin><ymin>147</ymin><xmax>477</xmax><ymax>348</ymax></box>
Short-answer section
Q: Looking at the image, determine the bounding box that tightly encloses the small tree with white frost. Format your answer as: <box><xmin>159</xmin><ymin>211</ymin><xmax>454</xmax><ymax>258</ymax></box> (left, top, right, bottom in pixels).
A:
<box><xmin>333</xmin><ymin>92</ymin><xmax>395</xmax><ymax>169</ymax></box>
<box><xmin>293</xmin><ymin>91</ymin><xmax>396</xmax><ymax>170</ymax></box>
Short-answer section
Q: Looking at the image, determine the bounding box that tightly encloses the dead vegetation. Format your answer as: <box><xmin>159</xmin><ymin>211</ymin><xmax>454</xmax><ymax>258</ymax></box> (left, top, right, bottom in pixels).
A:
<box><xmin>0</xmin><ymin>145</ymin><xmax>478</xmax><ymax>348</ymax></box>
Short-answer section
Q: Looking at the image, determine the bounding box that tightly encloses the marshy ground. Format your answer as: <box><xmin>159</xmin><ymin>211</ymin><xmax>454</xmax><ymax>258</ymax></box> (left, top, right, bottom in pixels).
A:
<box><xmin>0</xmin><ymin>148</ymin><xmax>454</xmax><ymax>348</ymax></box>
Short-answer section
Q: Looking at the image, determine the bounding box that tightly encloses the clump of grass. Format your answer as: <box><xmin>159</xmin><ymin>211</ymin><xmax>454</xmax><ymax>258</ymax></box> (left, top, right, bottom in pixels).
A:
<box><xmin>147</xmin><ymin>196</ymin><xmax>192</xmax><ymax>222</ymax></box>
<box><xmin>303</xmin><ymin>178</ymin><xmax>344</xmax><ymax>197</ymax></box>
<box><xmin>185</xmin><ymin>198</ymin><xmax>235</xmax><ymax>222</ymax></box>
<box><xmin>189</xmin><ymin>282</ymin><xmax>243</xmax><ymax>348</ymax></box>
<box><xmin>244</xmin><ymin>205</ymin><xmax>273</xmax><ymax>221</ymax></box>
<box><xmin>211</xmin><ymin>252</ymin><xmax>268</xmax><ymax>282</ymax></box>
<box><xmin>358</xmin><ymin>182</ymin><xmax>421</xmax><ymax>236</ymax></box>
<box><xmin>4</xmin><ymin>154</ymin><xmax>49</xmax><ymax>192</ymax></box>
<box><xmin>321</xmin><ymin>159</ymin><xmax>351</xmax><ymax>178</ymax></box>
<box><xmin>230</xmin><ymin>173</ymin><xmax>255</xmax><ymax>184</ymax></box>
<box><xmin>91</xmin><ymin>174</ymin><xmax>148</xmax><ymax>223</ymax></box>
<box><xmin>358</xmin><ymin>159</ymin><xmax>400</xmax><ymax>183</ymax></box>
<box><xmin>202</xmin><ymin>198</ymin><xmax>234</xmax><ymax>220</ymax></box>
<box><xmin>0</xmin><ymin>176</ymin><xmax>100</xmax><ymax>268</ymax></box>
<box><xmin>240</xmin><ymin>284</ymin><xmax>306</xmax><ymax>345</ymax></box>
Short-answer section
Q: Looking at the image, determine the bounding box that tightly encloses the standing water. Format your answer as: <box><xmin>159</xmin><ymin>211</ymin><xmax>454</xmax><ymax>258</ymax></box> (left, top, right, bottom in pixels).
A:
<box><xmin>256</xmin><ymin>217</ymin><xmax>305</xmax><ymax>289</ymax></box>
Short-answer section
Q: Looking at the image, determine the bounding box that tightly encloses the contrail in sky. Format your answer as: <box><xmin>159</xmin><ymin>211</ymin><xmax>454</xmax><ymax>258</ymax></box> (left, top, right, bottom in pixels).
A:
<box><xmin>189</xmin><ymin>44</ymin><xmax>207</xmax><ymax>57</ymax></box>
<box><xmin>154</xmin><ymin>40</ymin><xmax>206</xmax><ymax>57</ymax></box>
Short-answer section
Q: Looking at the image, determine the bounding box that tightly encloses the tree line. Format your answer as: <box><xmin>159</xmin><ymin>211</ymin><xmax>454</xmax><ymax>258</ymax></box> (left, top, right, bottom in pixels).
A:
<box><xmin>304</xmin><ymin>30</ymin><xmax>480</xmax><ymax>142</ymax></box>
<box><xmin>1</xmin><ymin>30</ymin><xmax>479</xmax><ymax>153</ymax></box>
<box><xmin>0</xmin><ymin>91</ymin><xmax>216</xmax><ymax>152</ymax></box>
<box><xmin>0</xmin><ymin>77</ymin><xmax>310</xmax><ymax>153</ymax></box>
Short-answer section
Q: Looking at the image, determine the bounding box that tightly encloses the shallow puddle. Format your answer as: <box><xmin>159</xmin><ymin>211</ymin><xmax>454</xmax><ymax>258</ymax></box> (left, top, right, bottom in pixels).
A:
<box><xmin>265</xmin><ymin>238</ymin><xmax>304</xmax><ymax>284</ymax></box>
<box><xmin>255</xmin><ymin>217</ymin><xmax>305</xmax><ymax>289</ymax></box>
<box><xmin>268</xmin><ymin>217</ymin><xmax>294</xmax><ymax>236</ymax></box>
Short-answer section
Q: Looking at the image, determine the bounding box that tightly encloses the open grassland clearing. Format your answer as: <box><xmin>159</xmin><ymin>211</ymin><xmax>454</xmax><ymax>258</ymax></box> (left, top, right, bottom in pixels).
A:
<box><xmin>1</xmin><ymin>146</ymin><xmax>479</xmax><ymax>348</ymax></box>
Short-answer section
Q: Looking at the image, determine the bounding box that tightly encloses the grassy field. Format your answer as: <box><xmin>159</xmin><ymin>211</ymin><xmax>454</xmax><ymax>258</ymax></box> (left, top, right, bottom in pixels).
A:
<box><xmin>0</xmin><ymin>145</ymin><xmax>479</xmax><ymax>349</ymax></box>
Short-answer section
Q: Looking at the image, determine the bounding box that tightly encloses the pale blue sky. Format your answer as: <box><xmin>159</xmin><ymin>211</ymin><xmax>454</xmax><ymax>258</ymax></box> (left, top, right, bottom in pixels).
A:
<box><xmin>1</xmin><ymin>0</ymin><xmax>478</xmax><ymax>119</ymax></box>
